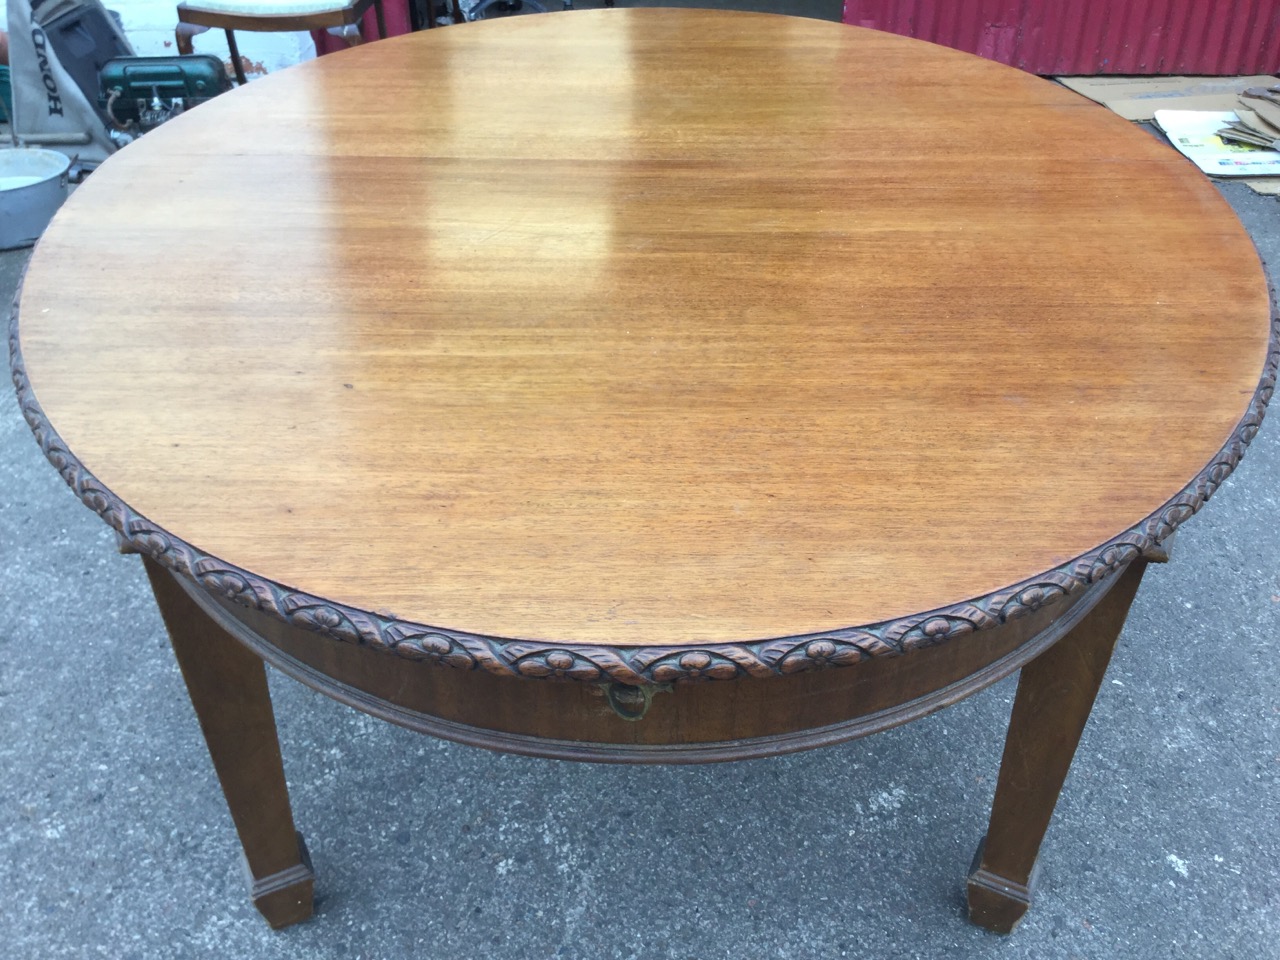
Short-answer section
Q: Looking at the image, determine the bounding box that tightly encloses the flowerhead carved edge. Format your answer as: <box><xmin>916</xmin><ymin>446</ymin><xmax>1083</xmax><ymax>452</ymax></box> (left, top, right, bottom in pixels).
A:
<box><xmin>10</xmin><ymin>293</ymin><xmax>1278</xmax><ymax>685</ymax></box>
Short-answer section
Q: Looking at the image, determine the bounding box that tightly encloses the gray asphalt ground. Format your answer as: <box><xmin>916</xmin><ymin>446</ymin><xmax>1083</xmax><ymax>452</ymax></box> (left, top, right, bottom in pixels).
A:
<box><xmin>2</xmin><ymin>11</ymin><xmax>1279</xmax><ymax>960</ymax></box>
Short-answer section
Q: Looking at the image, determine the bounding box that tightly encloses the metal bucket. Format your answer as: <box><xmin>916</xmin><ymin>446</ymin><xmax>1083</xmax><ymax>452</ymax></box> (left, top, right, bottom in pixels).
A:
<box><xmin>0</xmin><ymin>148</ymin><xmax>71</xmax><ymax>250</ymax></box>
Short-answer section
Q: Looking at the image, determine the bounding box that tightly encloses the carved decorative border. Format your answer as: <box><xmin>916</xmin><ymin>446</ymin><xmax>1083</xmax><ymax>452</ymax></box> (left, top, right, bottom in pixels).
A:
<box><xmin>10</xmin><ymin>292</ymin><xmax>1278</xmax><ymax>685</ymax></box>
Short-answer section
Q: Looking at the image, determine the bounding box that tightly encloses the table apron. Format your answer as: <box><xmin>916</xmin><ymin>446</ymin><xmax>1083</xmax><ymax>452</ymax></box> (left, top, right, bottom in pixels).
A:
<box><xmin>183</xmin><ymin>572</ymin><xmax>1122</xmax><ymax>764</ymax></box>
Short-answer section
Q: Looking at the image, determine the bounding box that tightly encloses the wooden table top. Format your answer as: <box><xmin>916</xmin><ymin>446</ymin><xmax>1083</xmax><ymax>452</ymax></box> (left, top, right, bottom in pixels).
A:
<box><xmin>13</xmin><ymin>10</ymin><xmax>1275</xmax><ymax>679</ymax></box>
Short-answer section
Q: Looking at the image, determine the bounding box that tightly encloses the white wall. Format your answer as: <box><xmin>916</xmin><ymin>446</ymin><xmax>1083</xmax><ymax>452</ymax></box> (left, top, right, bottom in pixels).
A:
<box><xmin>2</xmin><ymin>0</ymin><xmax>317</xmax><ymax>76</ymax></box>
<box><xmin>114</xmin><ymin>0</ymin><xmax>316</xmax><ymax>75</ymax></box>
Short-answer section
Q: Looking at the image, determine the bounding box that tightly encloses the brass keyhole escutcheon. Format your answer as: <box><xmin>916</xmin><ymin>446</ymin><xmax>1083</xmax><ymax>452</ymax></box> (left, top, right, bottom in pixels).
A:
<box><xmin>602</xmin><ymin>682</ymin><xmax>670</xmax><ymax>721</ymax></box>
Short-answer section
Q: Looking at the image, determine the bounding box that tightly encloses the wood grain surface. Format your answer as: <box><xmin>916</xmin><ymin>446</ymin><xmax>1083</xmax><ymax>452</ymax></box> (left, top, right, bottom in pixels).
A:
<box><xmin>16</xmin><ymin>10</ymin><xmax>1272</xmax><ymax>647</ymax></box>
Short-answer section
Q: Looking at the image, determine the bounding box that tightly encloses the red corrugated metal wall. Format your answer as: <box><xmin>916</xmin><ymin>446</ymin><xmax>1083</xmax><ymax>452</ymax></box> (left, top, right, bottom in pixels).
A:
<box><xmin>841</xmin><ymin>0</ymin><xmax>1280</xmax><ymax>74</ymax></box>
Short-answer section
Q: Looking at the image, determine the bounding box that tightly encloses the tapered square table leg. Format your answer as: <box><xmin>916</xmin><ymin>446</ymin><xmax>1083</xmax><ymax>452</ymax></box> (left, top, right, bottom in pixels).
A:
<box><xmin>143</xmin><ymin>556</ymin><xmax>314</xmax><ymax>929</ymax></box>
<box><xmin>967</xmin><ymin>558</ymin><xmax>1149</xmax><ymax>933</ymax></box>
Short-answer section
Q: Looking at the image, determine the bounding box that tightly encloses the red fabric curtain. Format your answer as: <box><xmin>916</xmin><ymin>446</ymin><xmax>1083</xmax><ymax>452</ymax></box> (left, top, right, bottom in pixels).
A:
<box><xmin>311</xmin><ymin>0</ymin><xmax>415</xmax><ymax>57</ymax></box>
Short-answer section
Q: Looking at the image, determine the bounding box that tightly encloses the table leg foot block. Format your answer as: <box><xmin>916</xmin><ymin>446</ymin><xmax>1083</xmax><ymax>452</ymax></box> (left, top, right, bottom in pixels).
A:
<box><xmin>965</xmin><ymin>836</ymin><xmax>1038</xmax><ymax>934</ymax></box>
<box><xmin>248</xmin><ymin>831</ymin><xmax>315</xmax><ymax>930</ymax></box>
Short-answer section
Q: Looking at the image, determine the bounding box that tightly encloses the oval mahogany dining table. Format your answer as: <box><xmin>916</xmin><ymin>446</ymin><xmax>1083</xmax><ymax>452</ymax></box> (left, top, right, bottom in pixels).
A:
<box><xmin>9</xmin><ymin>7</ymin><xmax>1276</xmax><ymax>934</ymax></box>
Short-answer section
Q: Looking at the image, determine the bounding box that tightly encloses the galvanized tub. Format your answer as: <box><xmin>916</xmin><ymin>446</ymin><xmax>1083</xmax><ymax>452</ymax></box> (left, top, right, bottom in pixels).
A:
<box><xmin>0</xmin><ymin>148</ymin><xmax>70</xmax><ymax>250</ymax></box>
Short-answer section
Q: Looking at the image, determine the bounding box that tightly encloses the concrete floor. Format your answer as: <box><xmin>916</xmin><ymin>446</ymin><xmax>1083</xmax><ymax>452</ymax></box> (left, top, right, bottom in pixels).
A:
<box><xmin>2</xmin><ymin>15</ymin><xmax>1280</xmax><ymax>960</ymax></box>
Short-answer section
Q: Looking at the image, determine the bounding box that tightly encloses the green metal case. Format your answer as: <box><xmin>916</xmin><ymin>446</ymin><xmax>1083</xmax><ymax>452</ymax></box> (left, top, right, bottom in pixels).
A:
<box><xmin>98</xmin><ymin>55</ymin><xmax>231</xmax><ymax>129</ymax></box>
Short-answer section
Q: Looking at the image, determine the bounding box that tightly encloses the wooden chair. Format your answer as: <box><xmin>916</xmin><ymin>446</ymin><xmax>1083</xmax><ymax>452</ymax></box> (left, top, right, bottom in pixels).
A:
<box><xmin>175</xmin><ymin>0</ymin><xmax>400</xmax><ymax>85</ymax></box>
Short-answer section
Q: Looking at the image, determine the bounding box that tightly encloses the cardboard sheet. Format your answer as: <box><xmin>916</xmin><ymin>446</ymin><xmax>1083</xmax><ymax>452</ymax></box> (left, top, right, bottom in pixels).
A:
<box><xmin>1153</xmin><ymin>110</ymin><xmax>1280</xmax><ymax>177</ymax></box>
<box><xmin>1057</xmin><ymin>75</ymin><xmax>1280</xmax><ymax>121</ymax></box>
<box><xmin>1241</xmin><ymin>178</ymin><xmax>1280</xmax><ymax>195</ymax></box>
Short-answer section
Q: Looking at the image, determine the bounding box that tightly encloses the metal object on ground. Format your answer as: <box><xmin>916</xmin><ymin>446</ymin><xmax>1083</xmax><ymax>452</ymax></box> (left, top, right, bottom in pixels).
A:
<box><xmin>99</xmin><ymin>55</ymin><xmax>232</xmax><ymax>133</ymax></box>
<box><xmin>0</xmin><ymin>147</ymin><xmax>69</xmax><ymax>250</ymax></box>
